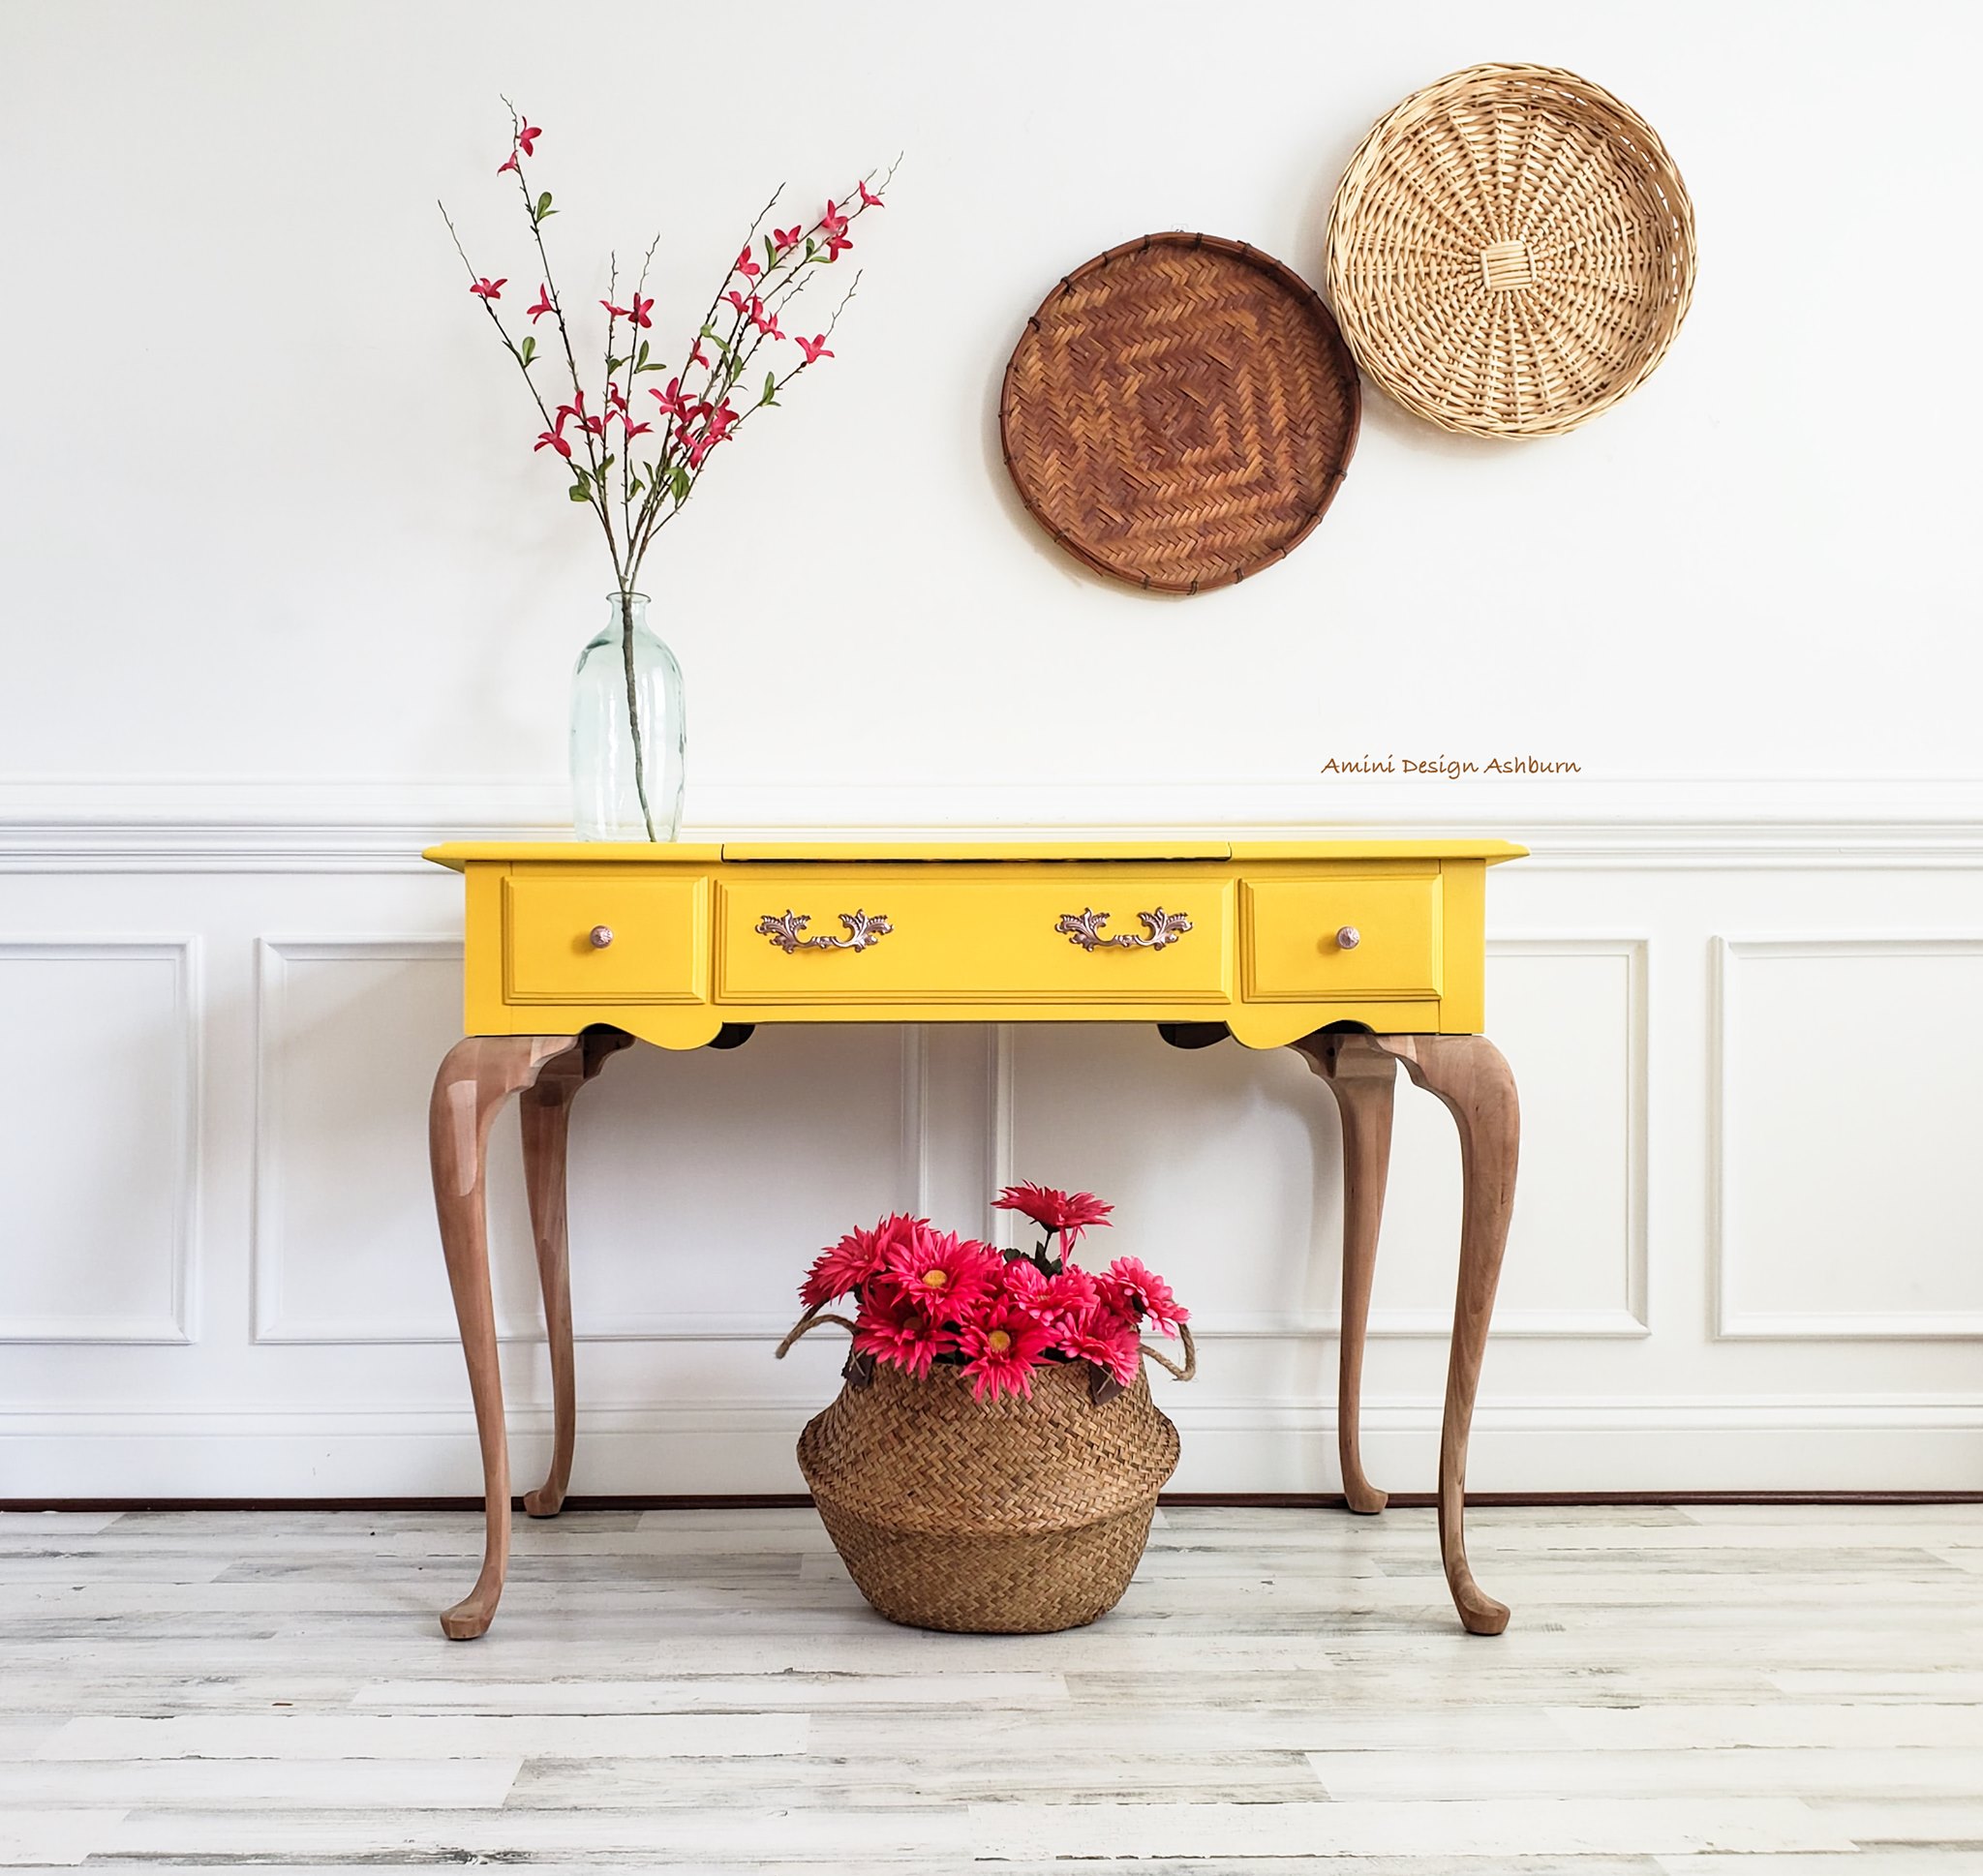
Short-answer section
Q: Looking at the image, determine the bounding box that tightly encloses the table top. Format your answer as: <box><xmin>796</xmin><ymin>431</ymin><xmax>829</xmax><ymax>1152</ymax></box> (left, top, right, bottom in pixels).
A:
<box><xmin>425</xmin><ymin>837</ymin><xmax>1530</xmax><ymax>870</ymax></box>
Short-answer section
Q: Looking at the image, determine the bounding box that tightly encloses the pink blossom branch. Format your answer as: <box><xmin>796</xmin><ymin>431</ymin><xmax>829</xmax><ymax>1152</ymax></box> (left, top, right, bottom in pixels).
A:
<box><xmin>620</xmin><ymin>166</ymin><xmax>895</xmax><ymax>574</ymax></box>
<box><xmin>619</xmin><ymin>231</ymin><xmax>663</xmax><ymax>542</ymax></box>
<box><xmin>628</xmin><ymin>269</ymin><xmax>864</xmax><ymax>572</ymax></box>
<box><xmin>449</xmin><ymin>104</ymin><xmax>897</xmax><ymax>656</ymax></box>
<box><xmin>499</xmin><ymin>98</ymin><xmax>623</xmax><ymax>581</ymax></box>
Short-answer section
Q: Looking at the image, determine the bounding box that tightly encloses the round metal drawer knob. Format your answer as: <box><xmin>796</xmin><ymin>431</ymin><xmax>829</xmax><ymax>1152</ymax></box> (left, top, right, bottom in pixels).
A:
<box><xmin>1335</xmin><ymin>925</ymin><xmax>1361</xmax><ymax>951</ymax></box>
<box><xmin>589</xmin><ymin>925</ymin><xmax>614</xmax><ymax>950</ymax></box>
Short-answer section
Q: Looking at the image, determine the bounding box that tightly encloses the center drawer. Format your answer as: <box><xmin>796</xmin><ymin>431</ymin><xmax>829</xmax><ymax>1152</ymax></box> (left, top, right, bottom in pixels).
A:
<box><xmin>716</xmin><ymin>873</ymin><xmax>1235</xmax><ymax>1006</ymax></box>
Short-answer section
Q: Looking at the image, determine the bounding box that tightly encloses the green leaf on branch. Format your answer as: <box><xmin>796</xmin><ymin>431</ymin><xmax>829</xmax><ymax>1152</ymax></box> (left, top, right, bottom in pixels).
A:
<box><xmin>597</xmin><ymin>454</ymin><xmax>615</xmax><ymax>475</ymax></box>
<box><xmin>534</xmin><ymin>191</ymin><xmax>556</xmax><ymax>223</ymax></box>
<box><xmin>670</xmin><ymin>467</ymin><xmax>689</xmax><ymax>501</ymax></box>
<box><xmin>805</xmin><ymin>237</ymin><xmax>816</xmax><ymax>259</ymax></box>
<box><xmin>568</xmin><ymin>482</ymin><xmax>592</xmax><ymax>502</ymax></box>
<box><xmin>607</xmin><ymin>354</ymin><xmax>624</xmax><ymax>374</ymax></box>
<box><xmin>763</xmin><ymin>235</ymin><xmax>778</xmax><ymax>271</ymax></box>
<box><xmin>518</xmin><ymin>336</ymin><xmax>536</xmax><ymax>367</ymax></box>
<box><xmin>636</xmin><ymin>341</ymin><xmax>652</xmax><ymax>370</ymax></box>
<box><xmin>761</xmin><ymin>371</ymin><xmax>778</xmax><ymax>407</ymax></box>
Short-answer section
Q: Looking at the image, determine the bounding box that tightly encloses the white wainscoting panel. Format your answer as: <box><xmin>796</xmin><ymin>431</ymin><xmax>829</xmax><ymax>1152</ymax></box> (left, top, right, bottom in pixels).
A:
<box><xmin>560</xmin><ymin>1022</ymin><xmax>923</xmax><ymax>1340</ymax></box>
<box><xmin>0</xmin><ymin>940</ymin><xmax>198</xmax><ymax>1345</ymax></box>
<box><xmin>252</xmin><ymin>936</ymin><xmax>523</xmax><ymax>1345</ymax></box>
<box><xmin>255</xmin><ymin>939</ymin><xmax>921</xmax><ymax>1344</ymax></box>
<box><xmin>1714</xmin><ymin>936</ymin><xmax>1983</xmax><ymax>1339</ymax></box>
<box><xmin>1373</xmin><ymin>936</ymin><xmax>1650</xmax><ymax>1339</ymax></box>
<box><xmin>999</xmin><ymin>937</ymin><xmax>1646</xmax><ymax>1341</ymax></box>
<box><xmin>3</xmin><ymin>819</ymin><xmax>1982</xmax><ymax>1497</ymax></box>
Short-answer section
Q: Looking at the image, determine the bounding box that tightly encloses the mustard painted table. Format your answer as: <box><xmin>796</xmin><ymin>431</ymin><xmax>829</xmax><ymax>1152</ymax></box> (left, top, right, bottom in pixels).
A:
<box><xmin>424</xmin><ymin>838</ymin><xmax>1526</xmax><ymax>1639</ymax></box>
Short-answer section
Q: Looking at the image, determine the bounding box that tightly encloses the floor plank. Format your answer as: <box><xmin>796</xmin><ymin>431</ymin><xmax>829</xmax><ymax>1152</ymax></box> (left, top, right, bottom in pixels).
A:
<box><xmin>0</xmin><ymin>1503</ymin><xmax>1978</xmax><ymax>1867</ymax></box>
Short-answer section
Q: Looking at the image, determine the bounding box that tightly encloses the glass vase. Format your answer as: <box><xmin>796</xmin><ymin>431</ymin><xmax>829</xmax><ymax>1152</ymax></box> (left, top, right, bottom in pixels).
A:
<box><xmin>569</xmin><ymin>591</ymin><xmax>686</xmax><ymax>842</ymax></box>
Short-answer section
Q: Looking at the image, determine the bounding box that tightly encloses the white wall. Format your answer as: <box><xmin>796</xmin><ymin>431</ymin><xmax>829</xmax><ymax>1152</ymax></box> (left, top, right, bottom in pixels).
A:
<box><xmin>3</xmin><ymin>0</ymin><xmax>1980</xmax><ymax>1498</ymax></box>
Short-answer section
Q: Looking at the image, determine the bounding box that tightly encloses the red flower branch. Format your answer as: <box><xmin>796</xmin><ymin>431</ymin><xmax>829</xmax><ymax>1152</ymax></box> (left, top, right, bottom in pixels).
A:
<box><xmin>440</xmin><ymin>99</ymin><xmax>897</xmax><ymax>837</ymax></box>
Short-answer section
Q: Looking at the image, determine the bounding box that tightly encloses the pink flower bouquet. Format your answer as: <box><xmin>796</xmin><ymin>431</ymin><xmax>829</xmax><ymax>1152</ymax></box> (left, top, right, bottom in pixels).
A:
<box><xmin>798</xmin><ymin>1184</ymin><xmax>1189</xmax><ymax>1404</ymax></box>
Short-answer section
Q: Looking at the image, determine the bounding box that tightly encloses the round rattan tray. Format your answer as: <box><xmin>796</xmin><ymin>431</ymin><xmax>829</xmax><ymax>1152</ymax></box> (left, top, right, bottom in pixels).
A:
<box><xmin>1326</xmin><ymin>64</ymin><xmax>1695</xmax><ymax>439</ymax></box>
<box><xmin>999</xmin><ymin>233</ymin><xmax>1359</xmax><ymax>593</ymax></box>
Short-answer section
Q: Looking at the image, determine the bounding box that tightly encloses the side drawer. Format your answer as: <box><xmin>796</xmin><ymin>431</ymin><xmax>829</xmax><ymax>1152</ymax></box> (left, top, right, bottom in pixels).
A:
<box><xmin>1241</xmin><ymin>871</ymin><xmax>1443</xmax><ymax>1003</ymax></box>
<box><xmin>502</xmin><ymin>873</ymin><xmax>709</xmax><ymax>1004</ymax></box>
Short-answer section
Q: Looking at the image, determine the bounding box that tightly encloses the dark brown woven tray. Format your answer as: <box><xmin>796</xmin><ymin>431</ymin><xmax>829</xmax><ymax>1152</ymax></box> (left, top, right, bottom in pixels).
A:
<box><xmin>999</xmin><ymin>232</ymin><xmax>1359</xmax><ymax>594</ymax></box>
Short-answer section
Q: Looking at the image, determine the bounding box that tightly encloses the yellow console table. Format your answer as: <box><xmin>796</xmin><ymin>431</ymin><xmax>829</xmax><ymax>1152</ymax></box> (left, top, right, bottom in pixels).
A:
<box><xmin>425</xmin><ymin>837</ymin><xmax>1526</xmax><ymax>1640</ymax></box>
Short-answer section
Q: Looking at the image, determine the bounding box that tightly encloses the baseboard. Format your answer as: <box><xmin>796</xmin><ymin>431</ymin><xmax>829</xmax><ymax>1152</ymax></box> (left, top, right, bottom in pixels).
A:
<box><xmin>6</xmin><ymin>1490</ymin><xmax>1980</xmax><ymax>1513</ymax></box>
<box><xmin>7</xmin><ymin>1397</ymin><xmax>1979</xmax><ymax>1497</ymax></box>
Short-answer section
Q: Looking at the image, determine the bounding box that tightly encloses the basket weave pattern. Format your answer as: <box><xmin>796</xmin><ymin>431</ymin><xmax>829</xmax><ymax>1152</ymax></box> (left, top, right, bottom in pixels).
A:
<box><xmin>798</xmin><ymin>1357</ymin><xmax>1181</xmax><ymax>1633</ymax></box>
<box><xmin>1326</xmin><ymin>64</ymin><xmax>1696</xmax><ymax>438</ymax></box>
<box><xmin>1000</xmin><ymin>233</ymin><xmax>1359</xmax><ymax>593</ymax></box>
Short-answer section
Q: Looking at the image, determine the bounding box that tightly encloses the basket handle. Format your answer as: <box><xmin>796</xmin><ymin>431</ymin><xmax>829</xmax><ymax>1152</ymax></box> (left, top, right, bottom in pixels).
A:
<box><xmin>774</xmin><ymin>1306</ymin><xmax>859</xmax><ymax>1360</ymax></box>
<box><xmin>1140</xmin><ymin>1320</ymin><xmax>1197</xmax><ymax>1382</ymax></box>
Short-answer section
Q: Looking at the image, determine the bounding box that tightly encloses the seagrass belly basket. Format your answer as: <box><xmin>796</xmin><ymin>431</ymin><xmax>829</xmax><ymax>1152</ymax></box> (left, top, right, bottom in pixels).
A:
<box><xmin>780</xmin><ymin>1316</ymin><xmax>1196</xmax><ymax>1634</ymax></box>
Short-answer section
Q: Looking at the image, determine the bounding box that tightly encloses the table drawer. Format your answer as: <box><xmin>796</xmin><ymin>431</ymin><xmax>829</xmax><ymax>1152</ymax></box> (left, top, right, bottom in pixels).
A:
<box><xmin>503</xmin><ymin>873</ymin><xmax>709</xmax><ymax>1004</ymax></box>
<box><xmin>1241</xmin><ymin>872</ymin><xmax>1443</xmax><ymax>1002</ymax></box>
<box><xmin>717</xmin><ymin>874</ymin><xmax>1234</xmax><ymax>1006</ymax></box>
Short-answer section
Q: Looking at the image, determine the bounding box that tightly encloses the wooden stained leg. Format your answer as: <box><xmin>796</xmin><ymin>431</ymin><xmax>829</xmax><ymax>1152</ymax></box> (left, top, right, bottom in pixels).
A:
<box><xmin>518</xmin><ymin>1028</ymin><xmax>633</xmax><ymax>1520</ymax></box>
<box><xmin>429</xmin><ymin>1032</ymin><xmax>578</xmax><ymax>1641</ymax></box>
<box><xmin>1382</xmin><ymin>1033</ymin><xmax>1520</xmax><ymax>1636</ymax></box>
<box><xmin>1293</xmin><ymin>1038</ymin><xmax>1397</xmax><ymax>1515</ymax></box>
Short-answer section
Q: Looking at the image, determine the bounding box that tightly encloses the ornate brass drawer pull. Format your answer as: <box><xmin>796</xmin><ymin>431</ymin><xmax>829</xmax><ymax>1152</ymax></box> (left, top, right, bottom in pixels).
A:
<box><xmin>755</xmin><ymin>909</ymin><xmax>894</xmax><ymax>954</ymax></box>
<box><xmin>1054</xmin><ymin>907</ymin><xmax>1193</xmax><ymax>952</ymax></box>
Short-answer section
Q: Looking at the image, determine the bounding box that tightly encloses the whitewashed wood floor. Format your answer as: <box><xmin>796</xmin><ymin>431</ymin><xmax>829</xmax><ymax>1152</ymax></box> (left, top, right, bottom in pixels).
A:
<box><xmin>2</xmin><ymin>1502</ymin><xmax>1981</xmax><ymax>1870</ymax></box>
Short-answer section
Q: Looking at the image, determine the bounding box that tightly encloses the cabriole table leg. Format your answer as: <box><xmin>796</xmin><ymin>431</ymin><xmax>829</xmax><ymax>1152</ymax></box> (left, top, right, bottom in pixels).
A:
<box><xmin>518</xmin><ymin>1028</ymin><xmax>633</xmax><ymax>1520</ymax></box>
<box><xmin>1295</xmin><ymin>1029</ymin><xmax>1520</xmax><ymax>1635</ymax></box>
<box><xmin>1381</xmin><ymin>1033</ymin><xmax>1521</xmax><ymax>1635</ymax></box>
<box><xmin>429</xmin><ymin>1032</ymin><xmax>578</xmax><ymax>1640</ymax></box>
<box><xmin>1294</xmin><ymin>1038</ymin><xmax>1398</xmax><ymax>1516</ymax></box>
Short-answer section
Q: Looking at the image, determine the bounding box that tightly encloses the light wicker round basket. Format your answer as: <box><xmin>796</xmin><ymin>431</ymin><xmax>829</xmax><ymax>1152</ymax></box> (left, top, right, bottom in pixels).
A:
<box><xmin>780</xmin><ymin>1313</ymin><xmax>1195</xmax><ymax>1634</ymax></box>
<box><xmin>1325</xmin><ymin>63</ymin><xmax>1696</xmax><ymax>438</ymax></box>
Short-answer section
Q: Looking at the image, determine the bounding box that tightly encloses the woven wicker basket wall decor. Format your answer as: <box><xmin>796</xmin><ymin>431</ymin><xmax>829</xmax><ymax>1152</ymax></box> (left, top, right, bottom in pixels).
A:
<box><xmin>999</xmin><ymin>232</ymin><xmax>1359</xmax><ymax>593</ymax></box>
<box><xmin>1326</xmin><ymin>64</ymin><xmax>1696</xmax><ymax>439</ymax></box>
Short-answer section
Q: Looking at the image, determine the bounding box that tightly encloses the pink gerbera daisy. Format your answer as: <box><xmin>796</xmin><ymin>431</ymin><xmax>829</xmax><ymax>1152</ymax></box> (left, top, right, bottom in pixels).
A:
<box><xmin>799</xmin><ymin>1212</ymin><xmax>925</xmax><ymax>1308</ymax></box>
<box><xmin>1036</xmin><ymin>1265</ymin><xmax>1100</xmax><ymax>1335</ymax></box>
<box><xmin>880</xmin><ymin>1225</ymin><xmax>1001</xmax><ymax>1318</ymax></box>
<box><xmin>1103</xmin><ymin>1256</ymin><xmax>1189</xmax><ymax>1337</ymax></box>
<box><xmin>997</xmin><ymin>1256</ymin><xmax>1048</xmax><ymax>1305</ymax></box>
<box><xmin>1062</xmin><ymin>1296</ymin><xmax>1143</xmax><ymax>1387</ymax></box>
<box><xmin>992</xmin><ymin>1181</ymin><xmax>1114</xmax><ymax>1248</ymax></box>
<box><xmin>956</xmin><ymin>1301</ymin><xmax>1053</xmax><ymax>1402</ymax></box>
<box><xmin>852</xmin><ymin>1282</ymin><xmax>953</xmax><ymax>1380</ymax></box>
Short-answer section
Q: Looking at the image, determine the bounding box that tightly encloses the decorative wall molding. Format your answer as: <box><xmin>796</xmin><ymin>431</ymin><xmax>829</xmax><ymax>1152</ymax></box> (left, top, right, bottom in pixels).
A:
<box><xmin>0</xmin><ymin>937</ymin><xmax>200</xmax><ymax>1345</ymax></box>
<box><xmin>6</xmin><ymin>776</ymin><xmax>1983</xmax><ymax>870</ymax></box>
<box><xmin>1712</xmin><ymin>935</ymin><xmax>1983</xmax><ymax>1341</ymax></box>
<box><xmin>900</xmin><ymin>1024</ymin><xmax>932</xmax><ymax>1220</ymax></box>
<box><xmin>1492</xmin><ymin>934</ymin><xmax>1652</xmax><ymax>1339</ymax></box>
<box><xmin>252</xmin><ymin>936</ymin><xmax>461</xmax><ymax>1345</ymax></box>
<box><xmin>6</xmin><ymin>1392</ymin><xmax>1979</xmax><ymax>1439</ymax></box>
<box><xmin>990</xmin><ymin>936</ymin><xmax>1651</xmax><ymax>1341</ymax></box>
<box><xmin>7</xmin><ymin>1393</ymin><xmax>1979</xmax><ymax>1497</ymax></box>
<box><xmin>252</xmin><ymin>937</ymin><xmax>930</xmax><ymax>1345</ymax></box>
<box><xmin>7</xmin><ymin>813</ymin><xmax>1981</xmax><ymax>1491</ymax></box>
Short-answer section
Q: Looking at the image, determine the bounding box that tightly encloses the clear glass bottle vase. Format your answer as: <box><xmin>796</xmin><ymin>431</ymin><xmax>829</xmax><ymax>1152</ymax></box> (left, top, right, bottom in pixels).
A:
<box><xmin>569</xmin><ymin>591</ymin><xmax>686</xmax><ymax>842</ymax></box>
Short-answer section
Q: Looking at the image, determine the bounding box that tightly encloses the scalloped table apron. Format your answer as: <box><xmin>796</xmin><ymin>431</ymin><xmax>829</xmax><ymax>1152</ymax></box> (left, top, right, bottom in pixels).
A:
<box><xmin>422</xmin><ymin>837</ymin><xmax>1526</xmax><ymax>1639</ymax></box>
